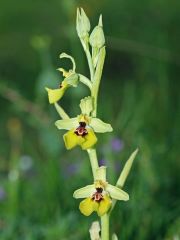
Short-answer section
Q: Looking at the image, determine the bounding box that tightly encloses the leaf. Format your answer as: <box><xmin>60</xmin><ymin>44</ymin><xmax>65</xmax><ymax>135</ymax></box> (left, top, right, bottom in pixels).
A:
<box><xmin>117</xmin><ymin>148</ymin><xmax>139</xmax><ymax>188</ymax></box>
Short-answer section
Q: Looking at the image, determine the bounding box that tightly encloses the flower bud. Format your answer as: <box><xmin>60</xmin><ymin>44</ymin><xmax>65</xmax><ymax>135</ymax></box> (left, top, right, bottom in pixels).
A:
<box><xmin>76</xmin><ymin>8</ymin><xmax>90</xmax><ymax>38</ymax></box>
<box><xmin>89</xmin><ymin>15</ymin><xmax>105</xmax><ymax>48</ymax></box>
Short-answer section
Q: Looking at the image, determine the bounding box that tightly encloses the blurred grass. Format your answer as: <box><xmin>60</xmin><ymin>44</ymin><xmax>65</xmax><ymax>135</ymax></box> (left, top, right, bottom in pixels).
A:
<box><xmin>0</xmin><ymin>0</ymin><xmax>180</xmax><ymax>239</ymax></box>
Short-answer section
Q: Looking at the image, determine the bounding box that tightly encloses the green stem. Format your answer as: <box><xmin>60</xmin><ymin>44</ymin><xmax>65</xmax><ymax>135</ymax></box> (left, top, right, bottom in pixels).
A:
<box><xmin>80</xmin><ymin>38</ymin><xmax>94</xmax><ymax>81</ymax></box>
<box><xmin>101</xmin><ymin>214</ymin><xmax>109</xmax><ymax>240</ymax></box>
<box><xmin>78</xmin><ymin>74</ymin><xmax>92</xmax><ymax>90</ymax></box>
<box><xmin>85</xmin><ymin>47</ymin><xmax>94</xmax><ymax>81</ymax></box>
<box><xmin>81</xmin><ymin>35</ymin><xmax>109</xmax><ymax>240</ymax></box>
<box><xmin>87</xmin><ymin>148</ymin><xmax>99</xmax><ymax>180</ymax></box>
<box><xmin>91</xmin><ymin>47</ymin><xmax>106</xmax><ymax>117</ymax></box>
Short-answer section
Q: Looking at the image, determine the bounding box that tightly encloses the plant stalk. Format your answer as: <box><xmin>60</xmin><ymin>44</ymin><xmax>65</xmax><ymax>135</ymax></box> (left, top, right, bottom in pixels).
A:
<box><xmin>80</xmin><ymin>38</ymin><xmax>94</xmax><ymax>81</ymax></box>
<box><xmin>87</xmin><ymin>148</ymin><xmax>99</xmax><ymax>180</ymax></box>
<box><xmin>101</xmin><ymin>214</ymin><xmax>109</xmax><ymax>240</ymax></box>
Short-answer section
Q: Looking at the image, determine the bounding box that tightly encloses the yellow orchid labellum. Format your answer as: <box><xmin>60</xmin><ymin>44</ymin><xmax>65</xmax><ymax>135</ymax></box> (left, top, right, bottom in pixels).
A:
<box><xmin>55</xmin><ymin>97</ymin><xmax>113</xmax><ymax>150</ymax></box>
<box><xmin>73</xmin><ymin>167</ymin><xmax>129</xmax><ymax>216</ymax></box>
<box><xmin>45</xmin><ymin>53</ymin><xmax>79</xmax><ymax>104</ymax></box>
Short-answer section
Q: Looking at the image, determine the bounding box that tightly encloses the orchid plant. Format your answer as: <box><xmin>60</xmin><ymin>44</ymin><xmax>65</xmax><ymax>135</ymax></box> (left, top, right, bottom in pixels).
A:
<box><xmin>46</xmin><ymin>8</ymin><xmax>138</xmax><ymax>240</ymax></box>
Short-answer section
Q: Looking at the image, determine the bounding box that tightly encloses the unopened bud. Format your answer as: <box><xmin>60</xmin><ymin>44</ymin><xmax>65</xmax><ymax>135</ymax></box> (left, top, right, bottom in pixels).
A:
<box><xmin>76</xmin><ymin>8</ymin><xmax>90</xmax><ymax>38</ymax></box>
<box><xmin>89</xmin><ymin>15</ymin><xmax>105</xmax><ymax>48</ymax></box>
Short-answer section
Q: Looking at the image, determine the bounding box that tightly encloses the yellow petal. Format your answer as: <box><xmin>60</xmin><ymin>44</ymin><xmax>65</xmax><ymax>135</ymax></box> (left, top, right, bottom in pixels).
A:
<box><xmin>63</xmin><ymin>129</ymin><xmax>85</xmax><ymax>150</ymax></box>
<box><xmin>58</xmin><ymin>68</ymin><xmax>70</xmax><ymax>77</ymax></box>
<box><xmin>97</xmin><ymin>195</ymin><xmax>112</xmax><ymax>216</ymax></box>
<box><xmin>80</xmin><ymin>128</ymin><xmax>97</xmax><ymax>150</ymax></box>
<box><xmin>63</xmin><ymin>129</ymin><xmax>78</xmax><ymax>150</ymax></box>
<box><xmin>79</xmin><ymin>198</ymin><xmax>98</xmax><ymax>216</ymax></box>
<box><xmin>45</xmin><ymin>87</ymin><xmax>66</xmax><ymax>104</ymax></box>
<box><xmin>77</xmin><ymin>136</ymin><xmax>86</xmax><ymax>146</ymax></box>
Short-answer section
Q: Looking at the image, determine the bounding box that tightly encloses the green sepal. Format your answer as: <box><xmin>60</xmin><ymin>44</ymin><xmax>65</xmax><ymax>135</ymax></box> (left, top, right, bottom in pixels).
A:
<box><xmin>59</xmin><ymin>52</ymin><xmax>76</xmax><ymax>72</ymax></box>
<box><xmin>95</xmin><ymin>166</ymin><xmax>106</xmax><ymax>182</ymax></box>
<box><xmin>55</xmin><ymin>118</ymin><xmax>78</xmax><ymax>130</ymax></box>
<box><xmin>73</xmin><ymin>185</ymin><xmax>95</xmax><ymax>199</ymax></box>
<box><xmin>90</xmin><ymin>117</ymin><xmax>113</xmax><ymax>133</ymax></box>
<box><xmin>79</xmin><ymin>96</ymin><xmax>93</xmax><ymax>115</ymax></box>
<box><xmin>106</xmin><ymin>184</ymin><xmax>129</xmax><ymax>201</ymax></box>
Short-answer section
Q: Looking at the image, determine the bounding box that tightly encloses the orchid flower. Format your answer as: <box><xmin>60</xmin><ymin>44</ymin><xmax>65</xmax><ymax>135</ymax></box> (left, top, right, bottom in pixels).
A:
<box><xmin>55</xmin><ymin>97</ymin><xmax>113</xmax><ymax>150</ymax></box>
<box><xmin>73</xmin><ymin>167</ymin><xmax>129</xmax><ymax>216</ymax></box>
<box><xmin>46</xmin><ymin>53</ymin><xmax>78</xmax><ymax>104</ymax></box>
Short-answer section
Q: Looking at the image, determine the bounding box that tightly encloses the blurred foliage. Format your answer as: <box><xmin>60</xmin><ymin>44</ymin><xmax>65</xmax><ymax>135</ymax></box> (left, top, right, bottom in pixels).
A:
<box><xmin>0</xmin><ymin>0</ymin><xmax>180</xmax><ymax>239</ymax></box>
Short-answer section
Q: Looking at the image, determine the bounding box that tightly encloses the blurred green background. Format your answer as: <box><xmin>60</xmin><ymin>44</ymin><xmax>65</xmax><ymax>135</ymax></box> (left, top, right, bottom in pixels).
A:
<box><xmin>0</xmin><ymin>0</ymin><xmax>179</xmax><ymax>239</ymax></box>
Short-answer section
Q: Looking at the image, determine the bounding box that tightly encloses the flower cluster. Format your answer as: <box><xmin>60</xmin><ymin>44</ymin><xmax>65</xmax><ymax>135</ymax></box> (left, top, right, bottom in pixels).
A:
<box><xmin>46</xmin><ymin>8</ymin><xmax>138</xmax><ymax>225</ymax></box>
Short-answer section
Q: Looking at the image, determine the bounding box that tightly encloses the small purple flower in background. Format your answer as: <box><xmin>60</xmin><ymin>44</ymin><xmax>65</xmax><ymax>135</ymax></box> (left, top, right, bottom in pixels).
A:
<box><xmin>65</xmin><ymin>163</ymin><xmax>81</xmax><ymax>177</ymax></box>
<box><xmin>67</xmin><ymin>163</ymin><xmax>78</xmax><ymax>175</ymax></box>
<box><xmin>111</xmin><ymin>137</ymin><xmax>124</xmax><ymax>152</ymax></box>
<box><xmin>99</xmin><ymin>158</ymin><xmax>107</xmax><ymax>166</ymax></box>
<box><xmin>0</xmin><ymin>187</ymin><xmax>6</xmax><ymax>201</ymax></box>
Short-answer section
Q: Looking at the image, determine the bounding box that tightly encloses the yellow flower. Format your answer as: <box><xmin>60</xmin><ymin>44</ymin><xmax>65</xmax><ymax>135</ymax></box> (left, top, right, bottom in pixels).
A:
<box><xmin>55</xmin><ymin>113</ymin><xmax>113</xmax><ymax>150</ymax></box>
<box><xmin>63</xmin><ymin>124</ymin><xmax>97</xmax><ymax>150</ymax></box>
<box><xmin>46</xmin><ymin>53</ymin><xmax>78</xmax><ymax>104</ymax></box>
<box><xmin>45</xmin><ymin>80</ymin><xmax>69</xmax><ymax>104</ymax></box>
<box><xmin>73</xmin><ymin>167</ymin><xmax>129</xmax><ymax>216</ymax></box>
<box><xmin>55</xmin><ymin>96</ymin><xmax>113</xmax><ymax>150</ymax></box>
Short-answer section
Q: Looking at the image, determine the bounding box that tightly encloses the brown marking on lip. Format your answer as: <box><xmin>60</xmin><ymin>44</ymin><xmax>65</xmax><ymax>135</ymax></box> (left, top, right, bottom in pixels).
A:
<box><xmin>74</xmin><ymin>122</ymin><xmax>88</xmax><ymax>136</ymax></box>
